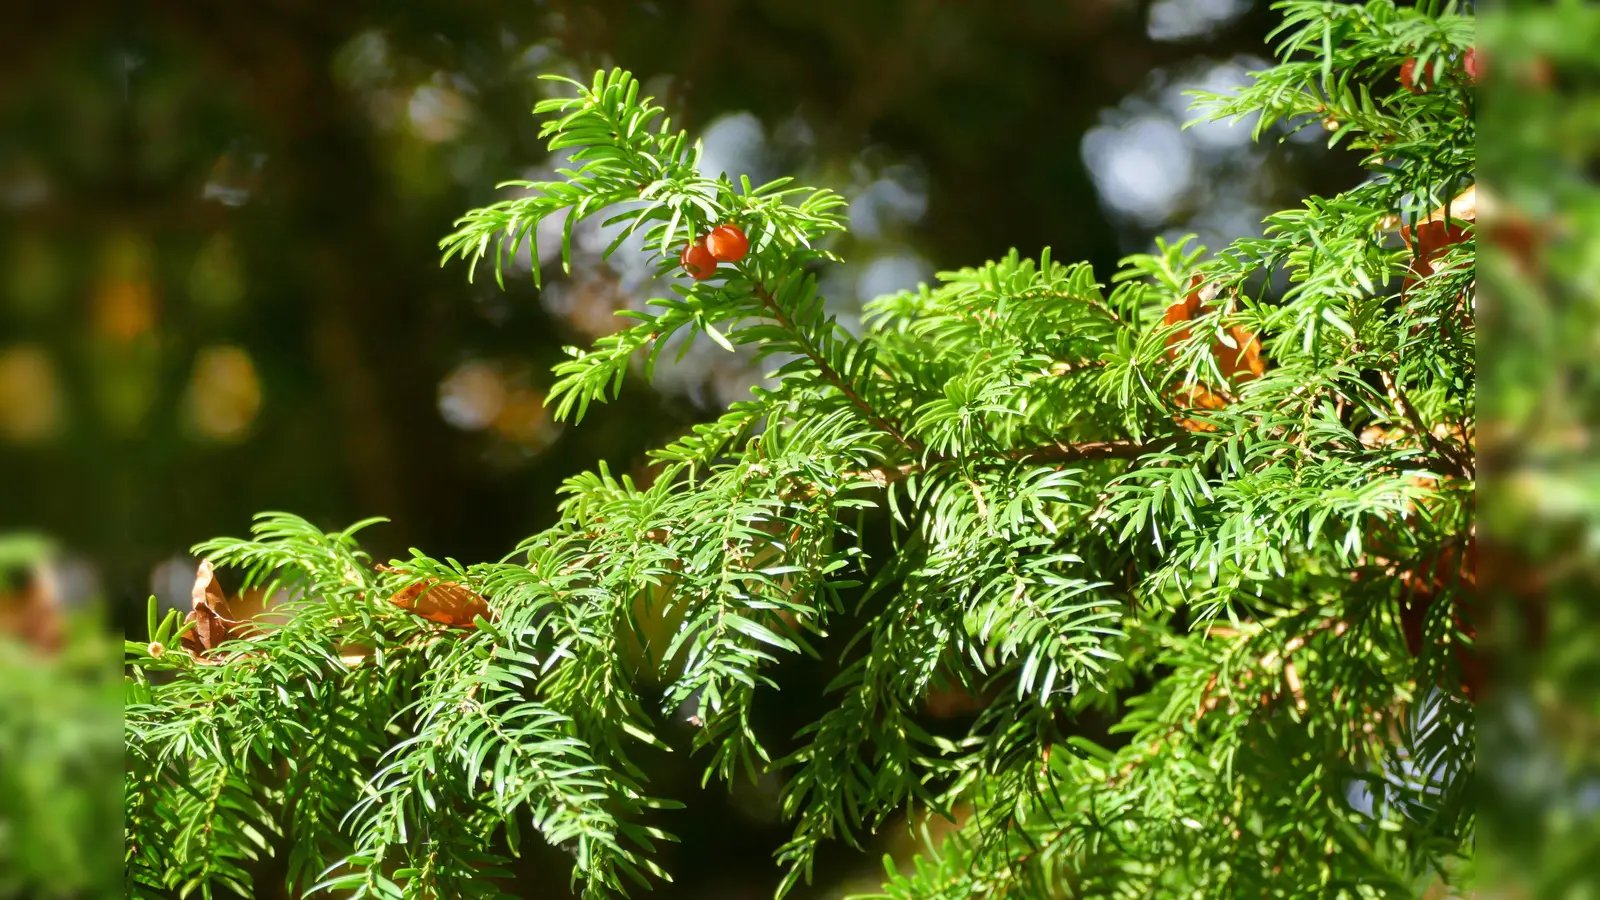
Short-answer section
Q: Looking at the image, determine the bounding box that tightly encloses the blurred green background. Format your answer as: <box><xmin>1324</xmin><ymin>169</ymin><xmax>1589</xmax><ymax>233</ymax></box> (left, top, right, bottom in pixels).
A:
<box><xmin>1475</xmin><ymin>2</ymin><xmax>1600</xmax><ymax>897</ymax></box>
<box><xmin>1</xmin><ymin>0</ymin><xmax>1375</xmax><ymax>896</ymax></box>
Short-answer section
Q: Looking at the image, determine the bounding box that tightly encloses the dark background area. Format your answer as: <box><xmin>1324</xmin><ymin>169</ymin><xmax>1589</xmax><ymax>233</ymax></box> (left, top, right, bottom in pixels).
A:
<box><xmin>0</xmin><ymin>0</ymin><xmax>1358</xmax><ymax>895</ymax></box>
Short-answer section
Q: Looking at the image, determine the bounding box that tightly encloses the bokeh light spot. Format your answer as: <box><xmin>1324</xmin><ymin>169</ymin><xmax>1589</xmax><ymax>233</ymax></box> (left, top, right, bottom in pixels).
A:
<box><xmin>0</xmin><ymin>345</ymin><xmax>65</xmax><ymax>444</ymax></box>
<box><xmin>438</xmin><ymin>360</ymin><xmax>507</xmax><ymax>431</ymax></box>
<box><xmin>698</xmin><ymin>112</ymin><xmax>768</xmax><ymax>184</ymax></box>
<box><xmin>1082</xmin><ymin>116</ymin><xmax>1196</xmax><ymax>226</ymax></box>
<box><xmin>408</xmin><ymin>82</ymin><xmax>471</xmax><ymax>143</ymax></box>
<box><xmin>93</xmin><ymin>235</ymin><xmax>159</xmax><ymax>343</ymax></box>
<box><xmin>183</xmin><ymin>345</ymin><xmax>262</xmax><ymax>443</ymax></box>
<box><xmin>1147</xmin><ymin>0</ymin><xmax>1253</xmax><ymax>42</ymax></box>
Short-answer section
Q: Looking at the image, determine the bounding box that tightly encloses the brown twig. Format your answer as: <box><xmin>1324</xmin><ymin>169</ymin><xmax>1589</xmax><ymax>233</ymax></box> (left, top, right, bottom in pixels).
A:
<box><xmin>752</xmin><ymin>282</ymin><xmax>920</xmax><ymax>450</ymax></box>
<box><xmin>1013</xmin><ymin>288</ymin><xmax>1125</xmax><ymax>327</ymax></box>
<box><xmin>1381</xmin><ymin>369</ymin><xmax>1473</xmax><ymax>478</ymax></box>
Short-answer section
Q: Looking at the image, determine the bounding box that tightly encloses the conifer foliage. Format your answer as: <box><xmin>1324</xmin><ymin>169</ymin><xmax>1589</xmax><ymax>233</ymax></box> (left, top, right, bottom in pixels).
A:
<box><xmin>125</xmin><ymin>1</ymin><xmax>1477</xmax><ymax>896</ymax></box>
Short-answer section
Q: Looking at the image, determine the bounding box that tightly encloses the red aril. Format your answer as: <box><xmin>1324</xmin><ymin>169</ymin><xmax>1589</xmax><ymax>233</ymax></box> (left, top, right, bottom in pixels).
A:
<box><xmin>706</xmin><ymin>224</ymin><xmax>749</xmax><ymax>262</ymax></box>
<box><xmin>1399</xmin><ymin>57</ymin><xmax>1432</xmax><ymax>94</ymax></box>
<box><xmin>680</xmin><ymin>237</ymin><xmax>717</xmax><ymax>280</ymax></box>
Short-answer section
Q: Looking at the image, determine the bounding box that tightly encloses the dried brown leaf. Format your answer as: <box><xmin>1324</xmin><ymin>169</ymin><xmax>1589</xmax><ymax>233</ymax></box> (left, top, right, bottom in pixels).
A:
<box><xmin>1400</xmin><ymin>185</ymin><xmax>1476</xmax><ymax>285</ymax></box>
<box><xmin>181</xmin><ymin>559</ymin><xmax>235</xmax><ymax>656</ymax></box>
<box><xmin>390</xmin><ymin>578</ymin><xmax>491</xmax><ymax>628</ymax></box>
<box><xmin>1163</xmin><ymin>275</ymin><xmax>1267</xmax><ymax>431</ymax></box>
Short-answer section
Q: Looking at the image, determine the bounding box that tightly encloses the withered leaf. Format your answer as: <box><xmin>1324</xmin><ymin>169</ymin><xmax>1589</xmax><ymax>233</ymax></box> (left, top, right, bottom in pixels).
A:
<box><xmin>1163</xmin><ymin>275</ymin><xmax>1266</xmax><ymax>432</ymax></box>
<box><xmin>1393</xmin><ymin>536</ymin><xmax>1480</xmax><ymax>698</ymax></box>
<box><xmin>390</xmin><ymin>578</ymin><xmax>491</xmax><ymax>628</ymax></box>
<box><xmin>1400</xmin><ymin>185</ymin><xmax>1476</xmax><ymax>284</ymax></box>
<box><xmin>1171</xmin><ymin>383</ymin><xmax>1229</xmax><ymax>433</ymax></box>
<box><xmin>226</xmin><ymin>586</ymin><xmax>283</xmax><ymax>633</ymax></box>
<box><xmin>1164</xmin><ymin>275</ymin><xmax>1266</xmax><ymax>384</ymax></box>
<box><xmin>181</xmin><ymin>559</ymin><xmax>235</xmax><ymax>656</ymax></box>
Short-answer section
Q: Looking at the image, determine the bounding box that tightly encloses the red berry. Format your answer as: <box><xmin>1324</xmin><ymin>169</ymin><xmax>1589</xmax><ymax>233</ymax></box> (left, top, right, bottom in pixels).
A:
<box><xmin>706</xmin><ymin>223</ymin><xmax>749</xmax><ymax>262</ymax></box>
<box><xmin>1400</xmin><ymin>57</ymin><xmax>1431</xmax><ymax>94</ymax></box>
<box><xmin>680</xmin><ymin>237</ymin><xmax>717</xmax><ymax>280</ymax></box>
<box><xmin>1463</xmin><ymin>47</ymin><xmax>1479</xmax><ymax>84</ymax></box>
